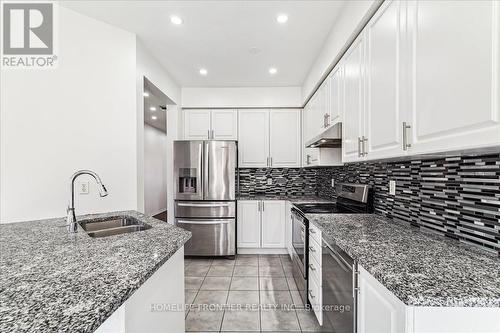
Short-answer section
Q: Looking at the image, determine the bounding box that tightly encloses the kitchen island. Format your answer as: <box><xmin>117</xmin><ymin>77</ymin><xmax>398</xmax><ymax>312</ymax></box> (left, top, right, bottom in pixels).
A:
<box><xmin>0</xmin><ymin>211</ymin><xmax>191</xmax><ymax>333</ymax></box>
<box><xmin>307</xmin><ymin>213</ymin><xmax>500</xmax><ymax>332</ymax></box>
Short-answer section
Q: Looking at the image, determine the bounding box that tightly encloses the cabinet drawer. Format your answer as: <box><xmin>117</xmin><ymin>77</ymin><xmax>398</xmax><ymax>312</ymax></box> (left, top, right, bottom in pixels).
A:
<box><xmin>308</xmin><ymin>253</ymin><xmax>322</xmax><ymax>287</ymax></box>
<box><xmin>308</xmin><ymin>236</ymin><xmax>322</xmax><ymax>268</ymax></box>
<box><xmin>308</xmin><ymin>270</ymin><xmax>323</xmax><ymax>325</ymax></box>
<box><xmin>309</xmin><ymin>223</ymin><xmax>321</xmax><ymax>245</ymax></box>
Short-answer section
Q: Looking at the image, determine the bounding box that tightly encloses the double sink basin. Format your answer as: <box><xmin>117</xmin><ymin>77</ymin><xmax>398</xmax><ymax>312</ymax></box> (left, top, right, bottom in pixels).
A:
<box><xmin>79</xmin><ymin>216</ymin><xmax>152</xmax><ymax>238</ymax></box>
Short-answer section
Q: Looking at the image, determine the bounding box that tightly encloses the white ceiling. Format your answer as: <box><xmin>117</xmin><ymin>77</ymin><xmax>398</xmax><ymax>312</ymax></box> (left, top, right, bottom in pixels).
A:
<box><xmin>62</xmin><ymin>1</ymin><xmax>346</xmax><ymax>87</ymax></box>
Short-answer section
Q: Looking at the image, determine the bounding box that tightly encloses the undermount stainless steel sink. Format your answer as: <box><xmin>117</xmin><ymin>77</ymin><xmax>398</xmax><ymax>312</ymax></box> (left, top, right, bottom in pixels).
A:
<box><xmin>79</xmin><ymin>217</ymin><xmax>152</xmax><ymax>238</ymax></box>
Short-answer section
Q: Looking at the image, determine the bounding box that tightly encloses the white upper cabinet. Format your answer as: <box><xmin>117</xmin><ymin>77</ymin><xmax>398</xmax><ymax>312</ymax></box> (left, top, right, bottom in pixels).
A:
<box><xmin>211</xmin><ymin>109</ymin><xmax>238</xmax><ymax>140</ymax></box>
<box><xmin>238</xmin><ymin>110</ymin><xmax>270</xmax><ymax>167</ymax></box>
<box><xmin>239</xmin><ymin>109</ymin><xmax>301</xmax><ymax>168</ymax></box>
<box><xmin>408</xmin><ymin>0</ymin><xmax>500</xmax><ymax>154</ymax></box>
<box><xmin>342</xmin><ymin>35</ymin><xmax>366</xmax><ymax>163</ymax></box>
<box><xmin>269</xmin><ymin>109</ymin><xmax>301</xmax><ymax>167</ymax></box>
<box><xmin>183</xmin><ymin>109</ymin><xmax>237</xmax><ymax>140</ymax></box>
<box><xmin>328</xmin><ymin>66</ymin><xmax>342</xmax><ymax>126</ymax></box>
<box><xmin>261</xmin><ymin>200</ymin><xmax>286</xmax><ymax>248</ymax></box>
<box><xmin>183</xmin><ymin>109</ymin><xmax>211</xmax><ymax>140</ymax></box>
<box><xmin>364</xmin><ymin>0</ymin><xmax>405</xmax><ymax>160</ymax></box>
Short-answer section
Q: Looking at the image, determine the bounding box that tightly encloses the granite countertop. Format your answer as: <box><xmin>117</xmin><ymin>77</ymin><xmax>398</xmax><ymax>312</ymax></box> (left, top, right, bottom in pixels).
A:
<box><xmin>307</xmin><ymin>213</ymin><xmax>500</xmax><ymax>307</ymax></box>
<box><xmin>236</xmin><ymin>194</ymin><xmax>334</xmax><ymax>204</ymax></box>
<box><xmin>0</xmin><ymin>211</ymin><xmax>191</xmax><ymax>333</ymax></box>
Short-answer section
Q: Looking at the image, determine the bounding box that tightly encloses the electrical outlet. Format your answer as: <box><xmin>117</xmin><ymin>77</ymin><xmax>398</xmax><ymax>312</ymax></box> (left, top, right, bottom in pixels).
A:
<box><xmin>331</xmin><ymin>179</ymin><xmax>335</xmax><ymax>187</ymax></box>
<box><xmin>78</xmin><ymin>181</ymin><xmax>90</xmax><ymax>195</ymax></box>
<box><xmin>389</xmin><ymin>180</ymin><xmax>396</xmax><ymax>195</ymax></box>
<box><xmin>267</xmin><ymin>178</ymin><xmax>272</xmax><ymax>185</ymax></box>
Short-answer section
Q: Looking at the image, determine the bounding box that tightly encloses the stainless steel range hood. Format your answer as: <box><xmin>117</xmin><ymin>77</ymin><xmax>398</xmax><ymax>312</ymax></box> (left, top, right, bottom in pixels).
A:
<box><xmin>305</xmin><ymin>122</ymin><xmax>342</xmax><ymax>148</ymax></box>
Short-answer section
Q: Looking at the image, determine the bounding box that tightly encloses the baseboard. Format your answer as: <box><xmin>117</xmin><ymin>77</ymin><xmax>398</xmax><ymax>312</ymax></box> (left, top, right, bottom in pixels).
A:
<box><xmin>237</xmin><ymin>248</ymin><xmax>288</xmax><ymax>255</ymax></box>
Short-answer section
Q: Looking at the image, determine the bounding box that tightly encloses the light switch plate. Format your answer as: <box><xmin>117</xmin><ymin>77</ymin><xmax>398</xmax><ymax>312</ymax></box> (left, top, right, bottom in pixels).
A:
<box><xmin>389</xmin><ymin>180</ymin><xmax>396</xmax><ymax>195</ymax></box>
<box><xmin>267</xmin><ymin>178</ymin><xmax>272</xmax><ymax>185</ymax></box>
<box><xmin>78</xmin><ymin>181</ymin><xmax>90</xmax><ymax>195</ymax></box>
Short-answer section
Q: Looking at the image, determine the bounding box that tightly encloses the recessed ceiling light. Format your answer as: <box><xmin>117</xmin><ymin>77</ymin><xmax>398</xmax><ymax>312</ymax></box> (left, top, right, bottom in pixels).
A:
<box><xmin>149</xmin><ymin>106</ymin><xmax>156</xmax><ymax>111</ymax></box>
<box><xmin>143</xmin><ymin>92</ymin><xmax>149</xmax><ymax>97</ymax></box>
<box><xmin>199</xmin><ymin>68</ymin><xmax>208</xmax><ymax>76</ymax></box>
<box><xmin>277</xmin><ymin>14</ymin><xmax>288</xmax><ymax>24</ymax></box>
<box><xmin>151</xmin><ymin>115</ymin><xmax>157</xmax><ymax>120</ymax></box>
<box><xmin>269</xmin><ymin>67</ymin><xmax>277</xmax><ymax>75</ymax></box>
<box><xmin>170</xmin><ymin>16</ymin><xmax>183</xmax><ymax>25</ymax></box>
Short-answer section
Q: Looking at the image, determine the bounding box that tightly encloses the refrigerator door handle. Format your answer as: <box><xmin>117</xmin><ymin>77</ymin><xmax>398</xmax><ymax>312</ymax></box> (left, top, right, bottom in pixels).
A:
<box><xmin>177</xmin><ymin>202</ymin><xmax>230</xmax><ymax>208</ymax></box>
<box><xmin>203</xmin><ymin>142</ymin><xmax>209</xmax><ymax>199</ymax></box>
<box><xmin>177</xmin><ymin>219</ymin><xmax>230</xmax><ymax>225</ymax></box>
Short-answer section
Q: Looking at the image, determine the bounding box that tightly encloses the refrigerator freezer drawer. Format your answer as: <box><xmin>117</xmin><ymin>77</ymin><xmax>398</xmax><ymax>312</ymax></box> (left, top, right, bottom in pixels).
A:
<box><xmin>175</xmin><ymin>201</ymin><xmax>236</xmax><ymax>218</ymax></box>
<box><xmin>176</xmin><ymin>218</ymin><xmax>236</xmax><ymax>256</ymax></box>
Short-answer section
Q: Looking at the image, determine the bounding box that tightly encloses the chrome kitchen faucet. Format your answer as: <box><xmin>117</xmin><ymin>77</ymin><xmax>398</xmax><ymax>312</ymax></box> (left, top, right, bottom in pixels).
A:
<box><xmin>67</xmin><ymin>170</ymin><xmax>108</xmax><ymax>233</ymax></box>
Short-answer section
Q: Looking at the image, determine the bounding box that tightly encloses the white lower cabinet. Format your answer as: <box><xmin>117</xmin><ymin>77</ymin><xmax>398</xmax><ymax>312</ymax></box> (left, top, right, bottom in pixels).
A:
<box><xmin>285</xmin><ymin>201</ymin><xmax>293</xmax><ymax>258</ymax></box>
<box><xmin>357</xmin><ymin>265</ymin><xmax>407</xmax><ymax>333</ymax></box>
<box><xmin>357</xmin><ymin>265</ymin><xmax>500</xmax><ymax>333</ymax></box>
<box><xmin>237</xmin><ymin>200</ymin><xmax>285</xmax><ymax>249</ymax></box>
<box><xmin>236</xmin><ymin>201</ymin><xmax>261</xmax><ymax>248</ymax></box>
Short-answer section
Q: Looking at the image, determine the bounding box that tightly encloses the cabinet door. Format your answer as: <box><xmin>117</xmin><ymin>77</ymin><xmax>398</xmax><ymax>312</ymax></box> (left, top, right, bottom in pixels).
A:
<box><xmin>183</xmin><ymin>109</ymin><xmax>211</xmax><ymax>140</ymax></box>
<box><xmin>237</xmin><ymin>201</ymin><xmax>261</xmax><ymax>248</ymax></box>
<box><xmin>238</xmin><ymin>110</ymin><xmax>270</xmax><ymax>167</ymax></box>
<box><xmin>328</xmin><ymin>65</ymin><xmax>342</xmax><ymax>126</ymax></box>
<box><xmin>269</xmin><ymin>109</ymin><xmax>301</xmax><ymax>167</ymax></box>
<box><xmin>357</xmin><ymin>265</ymin><xmax>407</xmax><ymax>333</ymax></box>
<box><xmin>285</xmin><ymin>201</ymin><xmax>293</xmax><ymax>258</ymax></box>
<box><xmin>211</xmin><ymin>109</ymin><xmax>238</xmax><ymax>140</ymax></box>
<box><xmin>409</xmin><ymin>0</ymin><xmax>500</xmax><ymax>154</ymax></box>
<box><xmin>261</xmin><ymin>201</ymin><xmax>285</xmax><ymax>248</ymax></box>
<box><xmin>365</xmin><ymin>0</ymin><xmax>405</xmax><ymax>160</ymax></box>
<box><xmin>342</xmin><ymin>35</ymin><xmax>366</xmax><ymax>162</ymax></box>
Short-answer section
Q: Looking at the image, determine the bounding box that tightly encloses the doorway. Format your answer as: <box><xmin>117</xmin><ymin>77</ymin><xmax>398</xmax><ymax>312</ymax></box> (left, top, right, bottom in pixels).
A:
<box><xmin>143</xmin><ymin>77</ymin><xmax>171</xmax><ymax>221</ymax></box>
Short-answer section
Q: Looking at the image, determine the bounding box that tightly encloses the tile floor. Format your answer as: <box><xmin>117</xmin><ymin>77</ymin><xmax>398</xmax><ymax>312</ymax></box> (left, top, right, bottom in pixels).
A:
<box><xmin>184</xmin><ymin>254</ymin><xmax>333</xmax><ymax>332</ymax></box>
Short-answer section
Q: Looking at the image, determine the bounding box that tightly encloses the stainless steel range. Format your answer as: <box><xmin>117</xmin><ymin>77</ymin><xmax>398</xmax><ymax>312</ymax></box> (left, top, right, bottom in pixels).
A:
<box><xmin>174</xmin><ymin>140</ymin><xmax>237</xmax><ymax>257</ymax></box>
<box><xmin>290</xmin><ymin>183</ymin><xmax>373</xmax><ymax>317</ymax></box>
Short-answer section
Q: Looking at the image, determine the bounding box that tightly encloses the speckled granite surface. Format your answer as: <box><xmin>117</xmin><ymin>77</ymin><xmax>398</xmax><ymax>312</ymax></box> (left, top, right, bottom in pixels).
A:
<box><xmin>0</xmin><ymin>211</ymin><xmax>191</xmax><ymax>333</ymax></box>
<box><xmin>307</xmin><ymin>214</ymin><xmax>500</xmax><ymax>307</ymax></box>
<box><xmin>237</xmin><ymin>194</ymin><xmax>333</xmax><ymax>204</ymax></box>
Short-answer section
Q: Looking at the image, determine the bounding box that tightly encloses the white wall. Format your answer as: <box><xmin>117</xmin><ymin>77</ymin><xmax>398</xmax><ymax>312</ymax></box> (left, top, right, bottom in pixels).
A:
<box><xmin>136</xmin><ymin>40</ymin><xmax>181</xmax><ymax>224</ymax></box>
<box><xmin>143</xmin><ymin>125</ymin><xmax>167</xmax><ymax>216</ymax></box>
<box><xmin>181</xmin><ymin>87</ymin><xmax>302</xmax><ymax>108</ymax></box>
<box><xmin>0</xmin><ymin>6</ymin><xmax>137</xmax><ymax>223</ymax></box>
<box><xmin>301</xmin><ymin>0</ymin><xmax>379</xmax><ymax>103</ymax></box>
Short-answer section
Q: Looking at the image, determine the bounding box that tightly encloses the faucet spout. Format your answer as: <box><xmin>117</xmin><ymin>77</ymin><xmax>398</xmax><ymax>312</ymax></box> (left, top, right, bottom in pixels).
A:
<box><xmin>67</xmin><ymin>170</ymin><xmax>108</xmax><ymax>233</ymax></box>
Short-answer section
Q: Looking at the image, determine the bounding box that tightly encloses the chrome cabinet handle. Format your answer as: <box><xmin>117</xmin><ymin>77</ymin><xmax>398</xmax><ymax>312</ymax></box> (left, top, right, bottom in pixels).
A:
<box><xmin>266</xmin><ymin>157</ymin><xmax>269</xmax><ymax>167</ymax></box>
<box><xmin>309</xmin><ymin>229</ymin><xmax>316</xmax><ymax>234</ymax></box>
<box><xmin>325</xmin><ymin>113</ymin><xmax>330</xmax><ymax>127</ymax></box>
<box><xmin>308</xmin><ymin>290</ymin><xmax>315</xmax><ymax>299</ymax></box>
<box><xmin>362</xmin><ymin>136</ymin><xmax>368</xmax><ymax>156</ymax></box>
<box><xmin>270</xmin><ymin>157</ymin><xmax>272</xmax><ymax>167</ymax></box>
<box><xmin>309</xmin><ymin>263</ymin><xmax>316</xmax><ymax>271</ymax></box>
<box><xmin>309</xmin><ymin>246</ymin><xmax>316</xmax><ymax>252</ymax></box>
<box><xmin>306</xmin><ymin>154</ymin><xmax>311</xmax><ymax>165</ymax></box>
<box><xmin>402</xmin><ymin>122</ymin><xmax>412</xmax><ymax>151</ymax></box>
<box><xmin>262</xmin><ymin>201</ymin><xmax>265</xmax><ymax>211</ymax></box>
<box><xmin>358</xmin><ymin>137</ymin><xmax>363</xmax><ymax>157</ymax></box>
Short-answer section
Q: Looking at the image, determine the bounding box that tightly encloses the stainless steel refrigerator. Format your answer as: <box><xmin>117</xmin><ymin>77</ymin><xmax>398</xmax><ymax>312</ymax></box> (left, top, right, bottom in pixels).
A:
<box><xmin>173</xmin><ymin>140</ymin><xmax>237</xmax><ymax>257</ymax></box>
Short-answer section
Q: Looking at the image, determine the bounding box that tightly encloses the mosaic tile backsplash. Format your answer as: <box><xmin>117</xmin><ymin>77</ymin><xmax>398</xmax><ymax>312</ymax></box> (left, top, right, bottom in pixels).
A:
<box><xmin>237</xmin><ymin>168</ymin><xmax>317</xmax><ymax>197</ymax></box>
<box><xmin>316</xmin><ymin>154</ymin><xmax>500</xmax><ymax>254</ymax></box>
